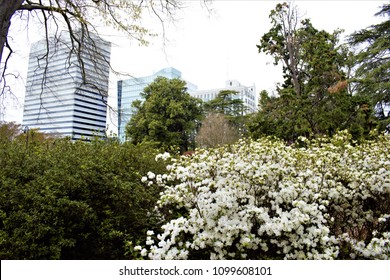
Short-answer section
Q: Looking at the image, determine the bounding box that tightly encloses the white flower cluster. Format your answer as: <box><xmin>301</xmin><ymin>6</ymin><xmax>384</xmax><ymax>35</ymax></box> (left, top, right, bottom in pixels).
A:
<box><xmin>155</xmin><ymin>152</ymin><xmax>171</xmax><ymax>161</ymax></box>
<box><xmin>136</xmin><ymin>131</ymin><xmax>390</xmax><ymax>259</ymax></box>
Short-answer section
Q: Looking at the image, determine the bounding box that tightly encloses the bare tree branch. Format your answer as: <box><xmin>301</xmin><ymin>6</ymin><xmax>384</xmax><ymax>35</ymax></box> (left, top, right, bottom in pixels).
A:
<box><xmin>1</xmin><ymin>0</ymin><xmax>186</xmax><ymax>91</ymax></box>
<box><xmin>0</xmin><ymin>0</ymin><xmax>211</xmax><ymax>127</ymax></box>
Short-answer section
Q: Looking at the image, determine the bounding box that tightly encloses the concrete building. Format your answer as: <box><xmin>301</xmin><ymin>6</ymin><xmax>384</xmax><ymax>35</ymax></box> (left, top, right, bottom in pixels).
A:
<box><xmin>190</xmin><ymin>80</ymin><xmax>257</xmax><ymax>114</ymax></box>
<box><xmin>22</xmin><ymin>31</ymin><xmax>111</xmax><ymax>140</ymax></box>
<box><xmin>117</xmin><ymin>67</ymin><xmax>198</xmax><ymax>142</ymax></box>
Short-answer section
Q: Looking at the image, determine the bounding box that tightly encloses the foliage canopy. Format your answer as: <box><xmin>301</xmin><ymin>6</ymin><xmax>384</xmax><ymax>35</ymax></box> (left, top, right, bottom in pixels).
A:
<box><xmin>0</xmin><ymin>122</ymin><xmax>167</xmax><ymax>259</ymax></box>
<box><xmin>348</xmin><ymin>4</ymin><xmax>390</xmax><ymax>132</ymax></box>
<box><xmin>250</xmin><ymin>2</ymin><xmax>377</xmax><ymax>142</ymax></box>
<box><xmin>125</xmin><ymin>77</ymin><xmax>203</xmax><ymax>152</ymax></box>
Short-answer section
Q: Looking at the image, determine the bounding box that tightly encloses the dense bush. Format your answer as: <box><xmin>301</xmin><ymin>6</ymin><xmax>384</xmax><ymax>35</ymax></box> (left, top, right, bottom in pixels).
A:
<box><xmin>136</xmin><ymin>131</ymin><xmax>390</xmax><ymax>259</ymax></box>
<box><xmin>0</xmin><ymin>125</ymin><xmax>167</xmax><ymax>259</ymax></box>
<box><xmin>248</xmin><ymin>91</ymin><xmax>377</xmax><ymax>143</ymax></box>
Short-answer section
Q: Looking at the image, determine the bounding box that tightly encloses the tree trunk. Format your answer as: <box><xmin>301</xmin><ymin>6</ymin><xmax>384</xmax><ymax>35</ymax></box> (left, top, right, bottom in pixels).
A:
<box><xmin>286</xmin><ymin>34</ymin><xmax>301</xmax><ymax>96</ymax></box>
<box><xmin>0</xmin><ymin>0</ymin><xmax>24</xmax><ymax>64</ymax></box>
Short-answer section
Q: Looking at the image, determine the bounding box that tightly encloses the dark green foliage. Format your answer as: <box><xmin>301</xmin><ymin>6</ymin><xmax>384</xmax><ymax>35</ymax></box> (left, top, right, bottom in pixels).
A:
<box><xmin>250</xmin><ymin>2</ymin><xmax>377</xmax><ymax>142</ymax></box>
<box><xmin>125</xmin><ymin>77</ymin><xmax>204</xmax><ymax>152</ymax></box>
<box><xmin>0</xmin><ymin>122</ymin><xmax>167</xmax><ymax>259</ymax></box>
<box><xmin>257</xmin><ymin>3</ymin><xmax>348</xmax><ymax>97</ymax></box>
<box><xmin>249</xmin><ymin>91</ymin><xmax>376</xmax><ymax>142</ymax></box>
<box><xmin>204</xmin><ymin>90</ymin><xmax>246</xmax><ymax>117</ymax></box>
<box><xmin>348</xmin><ymin>4</ymin><xmax>390</xmax><ymax>131</ymax></box>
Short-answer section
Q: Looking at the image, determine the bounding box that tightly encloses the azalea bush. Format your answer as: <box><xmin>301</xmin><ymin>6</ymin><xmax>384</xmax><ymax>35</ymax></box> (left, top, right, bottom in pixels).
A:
<box><xmin>136</xmin><ymin>131</ymin><xmax>390</xmax><ymax>259</ymax></box>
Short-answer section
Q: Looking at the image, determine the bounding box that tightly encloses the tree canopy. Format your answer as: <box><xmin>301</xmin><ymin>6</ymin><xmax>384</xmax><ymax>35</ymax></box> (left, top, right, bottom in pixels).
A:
<box><xmin>203</xmin><ymin>90</ymin><xmax>248</xmax><ymax>136</ymax></box>
<box><xmin>125</xmin><ymin>77</ymin><xmax>203</xmax><ymax>152</ymax></box>
<box><xmin>257</xmin><ymin>2</ymin><xmax>303</xmax><ymax>96</ymax></box>
<box><xmin>204</xmin><ymin>90</ymin><xmax>245</xmax><ymax>117</ymax></box>
<box><xmin>257</xmin><ymin>2</ymin><xmax>348</xmax><ymax>99</ymax></box>
<box><xmin>348</xmin><ymin>4</ymin><xmax>390</xmax><ymax>132</ymax></box>
<box><xmin>250</xmin><ymin>2</ymin><xmax>376</xmax><ymax>142</ymax></box>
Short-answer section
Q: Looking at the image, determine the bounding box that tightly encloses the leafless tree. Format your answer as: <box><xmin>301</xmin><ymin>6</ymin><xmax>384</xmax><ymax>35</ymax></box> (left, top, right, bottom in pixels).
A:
<box><xmin>196</xmin><ymin>112</ymin><xmax>240</xmax><ymax>149</ymax></box>
<box><xmin>258</xmin><ymin>1</ymin><xmax>304</xmax><ymax>96</ymax></box>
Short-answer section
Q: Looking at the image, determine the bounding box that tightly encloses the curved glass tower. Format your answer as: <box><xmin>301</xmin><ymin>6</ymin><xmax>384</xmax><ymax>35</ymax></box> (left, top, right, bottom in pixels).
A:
<box><xmin>22</xmin><ymin>31</ymin><xmax>111</xmax><ymax>140</ymax></box>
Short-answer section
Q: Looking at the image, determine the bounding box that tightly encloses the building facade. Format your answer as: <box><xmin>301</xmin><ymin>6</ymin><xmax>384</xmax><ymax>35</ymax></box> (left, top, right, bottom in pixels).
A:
<box><xmin>117</xmin><ymin>67</ymin><xmax>198</xmax><ymax>142</ymax></box>
<box><xmin>190</xmin><ymin>80</ymin><xmax>257</xmax><ymax>114</ymax></box>
<box><xmin>22</xmin><ymin>31</ymin><xmax>111</xmax><ymax>140</ymax></box>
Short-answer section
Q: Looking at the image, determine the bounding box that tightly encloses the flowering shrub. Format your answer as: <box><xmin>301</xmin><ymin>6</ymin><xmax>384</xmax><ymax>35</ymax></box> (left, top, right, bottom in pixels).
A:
<box><xmin>136</xmin><ymin>131</ymin><xmax>390</xmax><ymax>259</ymax></box>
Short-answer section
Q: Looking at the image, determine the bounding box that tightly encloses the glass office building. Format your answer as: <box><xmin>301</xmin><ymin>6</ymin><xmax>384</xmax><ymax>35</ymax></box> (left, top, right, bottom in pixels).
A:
<box><xmin>22</xmin><ymin>31</ymin><xmax>111</xmax><ymax>140</ymax></box>
<box><xmin>117</xmin><ymin>67</ymin><xmax>198</xmax><ymax>142</ymax></box>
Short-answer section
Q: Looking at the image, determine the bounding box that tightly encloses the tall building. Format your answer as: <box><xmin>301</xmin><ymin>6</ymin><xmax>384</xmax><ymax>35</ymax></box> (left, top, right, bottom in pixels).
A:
<box><xmin>22</xmin><ymin>31</ymin><xmax>111</xmax><ymax>140</ymax></box>
<box><xmin>117</xmin><ymin>67</ymin><xmax>198</xmax><ymax>142</ymax></box>
<box><xmin>190</xmin><ymin>80</ymin><xmax>257</xmax><ymax>114</ymax></box>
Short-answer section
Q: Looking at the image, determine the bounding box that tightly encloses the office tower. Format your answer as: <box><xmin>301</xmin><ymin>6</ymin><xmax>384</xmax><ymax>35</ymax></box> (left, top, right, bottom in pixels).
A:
<box><xmin>22</xmin><ymin>31</ymin><xmax>111</xmax><ymax>140</ymax></box>
<box><xmin>191</xmin><ymin>80</ymin><xmax>257</xmax><ymax>114</ymax></box>
<box><xmin>117</xmin><ymin>67</ymin><xmax>198</xmax><ymax>142</ymax></box>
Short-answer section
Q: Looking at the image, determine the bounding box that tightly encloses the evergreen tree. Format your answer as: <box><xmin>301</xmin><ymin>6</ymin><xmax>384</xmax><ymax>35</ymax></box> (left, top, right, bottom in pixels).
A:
<box><xmin>250</xmin><ymin>2</ymin><xmax>376</xmax><ymax>142</ymax></box>
<box><xmin>126</xmin><ymin>77</ymin><xmax>203</xmax><ymax>152</ymax></box>
<box><xmin>348</xmin><ymin>4</ymin><xmax>390</xmax><ymax>132</ymax></box>
<box><xmin>203</xmin><ymin>90</ymin><xmax>248</xmax><ymax>132</ymax></box>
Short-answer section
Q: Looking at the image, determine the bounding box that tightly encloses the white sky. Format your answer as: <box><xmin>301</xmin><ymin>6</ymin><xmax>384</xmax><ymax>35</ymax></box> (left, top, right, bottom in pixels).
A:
<box><xmin>1</xmin><ymin>0</ymin><xmax>387</xmax><ymax>131</ymax></box>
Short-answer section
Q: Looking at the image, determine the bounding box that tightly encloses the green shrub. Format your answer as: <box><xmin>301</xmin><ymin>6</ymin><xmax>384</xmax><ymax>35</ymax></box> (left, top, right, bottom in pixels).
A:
<box><xmin>0</xmin><ymin>126</ymin><xmax>167</xmax><ymax>259</ymax></box>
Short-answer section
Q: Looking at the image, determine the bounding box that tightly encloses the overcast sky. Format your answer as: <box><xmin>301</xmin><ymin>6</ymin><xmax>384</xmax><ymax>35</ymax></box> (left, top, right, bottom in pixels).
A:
<box><xmin>1</xmin><ymin>0</ymin><xmax>387</xmax><ymax>130</ymax></box>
